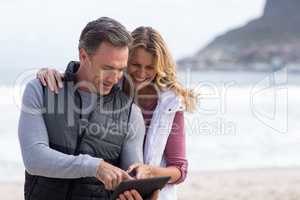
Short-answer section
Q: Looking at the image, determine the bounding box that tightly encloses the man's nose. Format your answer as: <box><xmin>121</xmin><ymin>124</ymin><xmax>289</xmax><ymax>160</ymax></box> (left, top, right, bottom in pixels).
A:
<box><xmin>108</xmin><ymin>70</ymin><xmax>121</xmax><ymax>84</ymax></box>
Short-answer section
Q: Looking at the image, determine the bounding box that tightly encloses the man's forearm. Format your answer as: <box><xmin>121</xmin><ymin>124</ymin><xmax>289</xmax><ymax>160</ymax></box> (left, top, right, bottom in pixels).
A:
<box><xmin>18</xmin><ymin>111</ymin><xmax>101</xmax><ymax>178</ymax></box>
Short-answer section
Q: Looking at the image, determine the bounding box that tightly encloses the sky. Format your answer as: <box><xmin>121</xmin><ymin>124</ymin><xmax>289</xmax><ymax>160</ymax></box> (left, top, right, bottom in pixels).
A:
<box><xmin>0</xmin><ymin>0</ymin><xmax>265</xmax><ymax>69</ymax></box>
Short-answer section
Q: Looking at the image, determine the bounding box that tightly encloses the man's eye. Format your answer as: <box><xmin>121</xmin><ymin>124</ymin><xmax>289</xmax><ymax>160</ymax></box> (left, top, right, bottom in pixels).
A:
<box><xmin>131</xmin><ymin>63</ymin><xmax>140</xmax><ymax>67</ymax></box>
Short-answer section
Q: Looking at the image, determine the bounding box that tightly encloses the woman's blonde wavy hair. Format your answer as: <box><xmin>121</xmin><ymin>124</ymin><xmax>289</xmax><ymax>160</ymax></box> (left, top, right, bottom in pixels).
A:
<box><xmin>130</xmin><ymin>26</ymin><xmax>198</xmax><ymax>112</ymax></box>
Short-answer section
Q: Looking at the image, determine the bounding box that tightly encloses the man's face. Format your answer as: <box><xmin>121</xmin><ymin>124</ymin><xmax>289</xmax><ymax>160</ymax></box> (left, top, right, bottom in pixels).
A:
<box><xmin>80</xmin><ymin>42</ymin><xmax>128</xmax><ymax>95</ymax></box>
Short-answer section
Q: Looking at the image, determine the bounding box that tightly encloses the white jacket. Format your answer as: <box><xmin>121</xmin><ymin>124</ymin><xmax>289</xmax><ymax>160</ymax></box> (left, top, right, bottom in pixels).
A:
<box><xmin>144</xmin><ymin>90</ymin><xmax>184</xmax><ymax>200</ymax></box>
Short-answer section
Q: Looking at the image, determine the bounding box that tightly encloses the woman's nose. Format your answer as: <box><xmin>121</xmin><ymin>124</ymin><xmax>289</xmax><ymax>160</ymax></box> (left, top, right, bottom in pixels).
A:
<box><xmin>136</xmin><ymin>67</ymin><xmax>146</xmax><ymax>78</ymax></box>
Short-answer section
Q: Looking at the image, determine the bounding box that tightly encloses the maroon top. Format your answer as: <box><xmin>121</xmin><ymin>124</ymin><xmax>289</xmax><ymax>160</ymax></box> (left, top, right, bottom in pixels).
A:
<box><xmin>141</xmin><ymin>100</ymin><xmax>188</xmax><ymax>184</ymax></box>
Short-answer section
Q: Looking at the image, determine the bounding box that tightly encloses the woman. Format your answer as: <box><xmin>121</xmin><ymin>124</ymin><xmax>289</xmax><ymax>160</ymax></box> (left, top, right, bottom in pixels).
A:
<box><xmin>37</xmin><ymin>26</ymin><xmax>197</xmax><ymax>200</ymax></box>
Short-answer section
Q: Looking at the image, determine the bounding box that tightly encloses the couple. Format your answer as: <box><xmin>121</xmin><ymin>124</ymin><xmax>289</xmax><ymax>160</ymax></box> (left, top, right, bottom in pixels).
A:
<box><xmin>18</xmin><ymin>17</ymin><xmax>197</xmax><ymax>200</ymax></box>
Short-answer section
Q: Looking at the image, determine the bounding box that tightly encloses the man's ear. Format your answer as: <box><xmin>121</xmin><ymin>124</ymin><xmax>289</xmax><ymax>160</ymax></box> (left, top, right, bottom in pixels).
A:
<box><xmin>79</xmin><ymin>48</ymin><xmax>87</xmax><ymax>62</ymax></box>
<box><xmin>79</xmin><ymin>48</ymin><xmax>89</xmax><ymax>65</ymax></box>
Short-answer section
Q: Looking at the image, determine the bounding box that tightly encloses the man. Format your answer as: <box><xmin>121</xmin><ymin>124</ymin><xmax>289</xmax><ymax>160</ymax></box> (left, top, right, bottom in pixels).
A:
<box><xmin>18</xmin><ymin>17</ymin><xmax>155</xmax><ymax>200</ymax></box>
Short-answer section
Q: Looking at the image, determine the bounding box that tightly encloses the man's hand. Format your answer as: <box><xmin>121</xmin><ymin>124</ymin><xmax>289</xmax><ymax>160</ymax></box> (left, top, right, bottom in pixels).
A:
<box><xmin>96</xmin><ymin>160</ymin><xmax>133</xmax><ymax>190</ymax></box>
<box><xmin>116</xmin><ymin>189</ymin><xmax>160</xmax><ymax>200</ymax></box>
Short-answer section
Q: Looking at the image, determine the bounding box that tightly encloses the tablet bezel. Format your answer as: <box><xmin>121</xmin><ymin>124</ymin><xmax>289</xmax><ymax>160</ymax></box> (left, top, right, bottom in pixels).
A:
<box><xmin>110</xmin><ymin>176</ymin><xmax>171</xmax><ymax>200</ymax></box>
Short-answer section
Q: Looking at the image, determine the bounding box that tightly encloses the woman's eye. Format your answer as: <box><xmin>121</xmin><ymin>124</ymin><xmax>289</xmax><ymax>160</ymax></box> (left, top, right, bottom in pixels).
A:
<box><xmin>146</xmin><ymin>66</ymin><xmax>154</xmax><ymax>70</ymax></box>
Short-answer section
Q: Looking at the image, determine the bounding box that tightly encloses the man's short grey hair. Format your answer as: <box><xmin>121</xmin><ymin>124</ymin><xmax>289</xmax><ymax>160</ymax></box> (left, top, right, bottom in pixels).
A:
<box><xmin>78</xmin><ymin>17</ymin><xmax>132</xmax><ymax>55</ymax></box>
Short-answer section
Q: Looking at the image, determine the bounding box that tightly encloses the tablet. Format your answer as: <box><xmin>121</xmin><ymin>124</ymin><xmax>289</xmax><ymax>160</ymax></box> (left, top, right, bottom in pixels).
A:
<box><xmin>110</xmin><ymin>176</ymin><xmax>171</xmax><ymax>200</ymax></box>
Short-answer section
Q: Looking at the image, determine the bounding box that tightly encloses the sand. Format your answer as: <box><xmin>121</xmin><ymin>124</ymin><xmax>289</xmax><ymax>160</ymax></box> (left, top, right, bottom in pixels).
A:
<box><xmin>1</xmin><ymin>168</ymin><xmax>300</xmax><ymax>200</ymax></box>
<box><xmin>178</xmin><ymin>168</ymin><xmax>300</xmax><ymax>200</ymax></box>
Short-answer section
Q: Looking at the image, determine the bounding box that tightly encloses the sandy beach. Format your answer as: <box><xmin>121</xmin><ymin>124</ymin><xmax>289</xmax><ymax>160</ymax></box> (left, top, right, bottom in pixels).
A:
<box><xmin>1</xmin><ymin>168</ymin><xmax>300</xmax><ymax>200</ymax></box>
<box><xmin>178</xmin><ymin>168</ymin><xmax>300</xmax><ymax>200</ymax></box>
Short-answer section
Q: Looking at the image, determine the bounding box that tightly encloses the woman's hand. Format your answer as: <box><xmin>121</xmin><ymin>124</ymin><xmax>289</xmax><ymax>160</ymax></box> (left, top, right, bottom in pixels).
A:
<box><xmin>116</xmin><ymin>164</ymin><xmax>159</xmax><ymax>200</ymax></box>
<box><xmin>127</xmin><ymin>163</ymin><xmax>153</xmax><ymax>179</ymax></box>
<box><xmin>37</xmin><ymin>68</ymin><xmax>64</xmax><ymax>93</ymax></box>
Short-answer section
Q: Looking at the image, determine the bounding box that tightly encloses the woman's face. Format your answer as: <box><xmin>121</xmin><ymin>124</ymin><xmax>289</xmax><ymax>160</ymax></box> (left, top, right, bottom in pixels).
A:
<box><xmin>127</xmin><ymin>47</ymin><xmax>156</xmax><ymax>90</ymax></box>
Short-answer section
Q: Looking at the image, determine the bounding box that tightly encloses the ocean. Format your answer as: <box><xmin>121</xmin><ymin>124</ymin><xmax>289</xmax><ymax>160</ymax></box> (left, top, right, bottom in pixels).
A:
<box><xmin>1</xmin><ymin>68</ymin><xmax>300</xmax><ymax>181</ymax></box>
